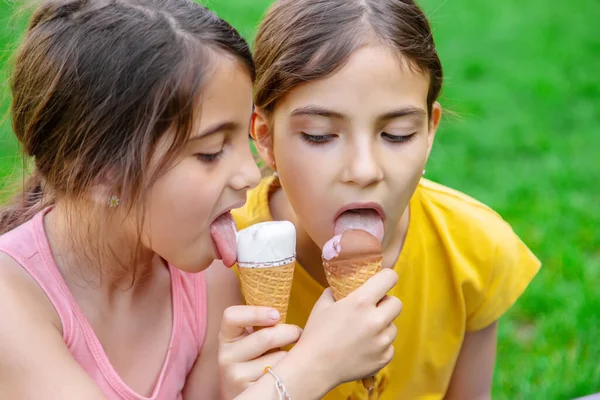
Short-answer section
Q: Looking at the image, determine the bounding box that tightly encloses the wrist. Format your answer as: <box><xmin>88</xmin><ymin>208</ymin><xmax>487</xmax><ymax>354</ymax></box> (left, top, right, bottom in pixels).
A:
<box><xmin>270</xmin><ymin>347</ymin><xmax>335</xmax><ymax>399</ymax></box>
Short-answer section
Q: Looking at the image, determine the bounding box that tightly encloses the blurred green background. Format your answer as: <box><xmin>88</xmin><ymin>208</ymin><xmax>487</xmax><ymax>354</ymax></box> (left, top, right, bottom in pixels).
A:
<box><xmin>1</xmin><ymin>0</ymin><xmax>599</xmax><ymax>398</ymax></box>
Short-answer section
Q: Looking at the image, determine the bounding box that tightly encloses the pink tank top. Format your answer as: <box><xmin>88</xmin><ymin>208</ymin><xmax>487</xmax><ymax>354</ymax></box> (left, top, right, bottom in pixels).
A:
<box><xmin>0</xmin><ymin>208</ymin><xmax>208</xmax><ymax>400</ymax></box>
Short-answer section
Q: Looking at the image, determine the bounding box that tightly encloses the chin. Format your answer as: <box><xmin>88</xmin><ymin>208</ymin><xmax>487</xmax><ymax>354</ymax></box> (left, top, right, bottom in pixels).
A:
<box><xmin>195</xmin><ymin>257</ymin><xmax>216</xmax><ymax>273</ymax></box>
<box><xmin>171</xmin><ymin>255</ymin><xmax>213</xmax><ymax>274</ymax></box>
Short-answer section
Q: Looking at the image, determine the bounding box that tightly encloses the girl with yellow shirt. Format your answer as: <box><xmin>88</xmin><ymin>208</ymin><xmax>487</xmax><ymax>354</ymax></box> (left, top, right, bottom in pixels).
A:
<box><xmin>232</xmin><ymin>0</ymin><xmax>541</xmax><ymax>398</ymax></box>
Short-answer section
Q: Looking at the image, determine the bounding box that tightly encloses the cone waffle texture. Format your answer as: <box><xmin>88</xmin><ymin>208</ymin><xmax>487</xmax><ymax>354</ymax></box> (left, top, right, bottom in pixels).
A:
<box><xmin>238</xmin><ymin>261</ymin><xmax>295</xmax><ymax>323</ymax></box>
<box><xmin>323</xmin><ymin>255</ymin><xmax>382</xmax><ymax>301</ymax></box>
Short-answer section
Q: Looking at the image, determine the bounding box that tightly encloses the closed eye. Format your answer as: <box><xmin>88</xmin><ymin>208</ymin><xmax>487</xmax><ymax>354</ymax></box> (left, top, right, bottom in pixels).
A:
<box><xmin>196</xmin><ymin>149</ymin><xmax>224</xmax><ymax>163</ymax></box>
<box><xmin>382</xmin><ymin>132</ymin><xmax>417</xmax><ymax>143</ymax></box>
<box><xmin>300</xmin><ymin>132</ymin><xmax>336</xmax><ymax>144</ymax></box>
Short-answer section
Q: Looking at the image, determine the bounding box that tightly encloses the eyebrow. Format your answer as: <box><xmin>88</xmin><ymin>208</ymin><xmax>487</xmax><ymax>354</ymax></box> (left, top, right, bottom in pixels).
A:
<box><xmin>290</xmin><ymin>106</ymin><xmax>345</xmax><ymax>120</ymax></box>
<box><xmin>289</xmin><ymin>105</ymin><xmax>427</xmax><ymax>122</ymax></box>
<box><xmin>379</xmin><ymin>107</ymin><xmax>427</xmax><ymax>121</ymax></box>
<box><xmin>189</xmin><ymin>121</ymin><xmax>239</xmax><ymax>141</ymax></box>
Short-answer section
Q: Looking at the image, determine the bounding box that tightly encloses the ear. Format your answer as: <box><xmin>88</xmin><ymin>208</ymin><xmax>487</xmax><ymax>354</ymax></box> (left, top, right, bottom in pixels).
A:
<box><xmin>89</xmin><ymin>168</ymin><xmax>121</xmax><ymax>208</ymax></box>
<box><xmin>426</xmin><ymin>101</ymin><xmax>442</xmax><ymax>160</ymax></box>
<box><xmin>251</xmin><ymin>108</ymin><xmax>276</xmax><ymax>170</ymax></box>
<box><xmin>89</xmin><ymin>182</ymin><xmax>115</xmax><ymax>208</ymax></box>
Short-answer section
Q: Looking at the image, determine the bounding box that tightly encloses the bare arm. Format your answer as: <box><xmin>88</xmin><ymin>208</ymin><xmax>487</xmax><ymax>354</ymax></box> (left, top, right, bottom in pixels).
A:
<box><xmin>0</xmin><ymin>253</ymin><xmax>107</xmax><ymax>399</ymax></box>
<box><xmin>182</xmin><ymin>262</ymin><xmax>243</xmax><ymax>399</ymax></box>
<box><xmin>444</xmin><ymin>322</ymin><xmax>497</xmax><ymax>400</ymax></box>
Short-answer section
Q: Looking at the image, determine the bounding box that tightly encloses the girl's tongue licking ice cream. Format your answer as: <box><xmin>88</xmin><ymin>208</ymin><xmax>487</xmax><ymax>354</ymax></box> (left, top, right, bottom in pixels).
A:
<box><xmin>210</xmin><ymin>212</ymin><xmax>238</xmax><ymax>268</ymax></box>
<box><xmin>334</xmin><ymin>208</ymin><xmax>384</xmax><ymax>243</ymax></box>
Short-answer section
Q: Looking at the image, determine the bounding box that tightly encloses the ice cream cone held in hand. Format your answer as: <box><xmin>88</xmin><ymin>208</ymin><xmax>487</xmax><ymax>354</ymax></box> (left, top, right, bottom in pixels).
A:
<box><xmin>323</xmin><ymin>208</ymin><xmax>387</xmax><ymax>399</ymax></box>
<box><xmin>236</xmin><ymin>221</ymin><xmax>296</xmax><ymax>325</ymax></box>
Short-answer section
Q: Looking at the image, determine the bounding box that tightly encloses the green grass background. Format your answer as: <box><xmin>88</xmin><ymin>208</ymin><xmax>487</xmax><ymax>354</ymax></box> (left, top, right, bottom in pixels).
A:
<box><xmin>1</xmin><ymin>0</ymin><xmax>599</xmax><ymax>398</ymax></box>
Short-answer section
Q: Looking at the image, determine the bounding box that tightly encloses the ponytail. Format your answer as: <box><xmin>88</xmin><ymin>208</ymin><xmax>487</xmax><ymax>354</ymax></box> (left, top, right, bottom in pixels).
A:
<box><xmin>0</xmin><ymin>170</ymin><xmax>53</xmax><ymax>235</ymax></box>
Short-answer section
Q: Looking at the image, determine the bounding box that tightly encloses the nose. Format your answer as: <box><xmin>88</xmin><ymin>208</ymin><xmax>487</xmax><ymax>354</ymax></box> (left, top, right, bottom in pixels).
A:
<box><xmin>341</xmin><ymin>137</ymin><xmax>383</xmax><ymax>187</ymax></box>
<box><xmin>230</xmin><ymin>141</ymin><xmax>261</xmax><ymax>191</ymax></box>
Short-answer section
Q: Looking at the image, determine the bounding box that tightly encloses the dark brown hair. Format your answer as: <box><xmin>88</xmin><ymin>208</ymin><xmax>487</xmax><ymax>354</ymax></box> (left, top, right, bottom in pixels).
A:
<box><xmin>254</xmin><ymin>0</ymin><xmax>442</xmax><ymax>116</ymax></box>
<box><xmin>0</xmin><ymin>0</ymin><xmax>254</xmax><ymax>235</ymax></box>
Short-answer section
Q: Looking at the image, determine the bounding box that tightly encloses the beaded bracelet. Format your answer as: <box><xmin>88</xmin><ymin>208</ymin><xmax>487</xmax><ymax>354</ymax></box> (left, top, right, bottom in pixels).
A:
<box><xmin>264</xmin><ymin>366</ymin><xmax>291</xmax><ymax>400</ymax></box>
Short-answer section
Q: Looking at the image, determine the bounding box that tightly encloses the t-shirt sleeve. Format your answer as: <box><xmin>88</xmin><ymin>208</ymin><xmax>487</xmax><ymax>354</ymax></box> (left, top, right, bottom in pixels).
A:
<box><xmin>465</xmin><ymin>221</ymin><xmax>541</xmax><ymax>332</ymax></box>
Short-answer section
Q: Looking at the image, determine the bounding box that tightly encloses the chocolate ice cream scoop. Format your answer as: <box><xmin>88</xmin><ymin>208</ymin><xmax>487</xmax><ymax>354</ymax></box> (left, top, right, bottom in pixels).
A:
<box><xmin>323</xmin><ymin>229</ymin><xmax>382</xmax><ymax>261</ymax></box>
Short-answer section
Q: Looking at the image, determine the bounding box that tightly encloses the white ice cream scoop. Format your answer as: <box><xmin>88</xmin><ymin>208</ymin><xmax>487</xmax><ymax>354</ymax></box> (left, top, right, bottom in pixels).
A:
<box><xmin>236</xmin><ymin>221</ymin><xmax>296</xmax><ymax>267</ymax></box>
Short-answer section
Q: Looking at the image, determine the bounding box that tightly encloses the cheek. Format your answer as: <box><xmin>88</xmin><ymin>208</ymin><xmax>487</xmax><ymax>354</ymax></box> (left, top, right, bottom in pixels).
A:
<box><xmin>383</xmin><ymin>140</ymin><xmax>428</xmax><ymax>210</ymax></box>
<box><xmin>385</xmin><ymin>136</ymin><xmax>429</xmax><ymax>174</ymax></box>
<box><xmin>275</xmin><ymin>135</ymin><xmax>333</xmax><ymax>186</ymax></box>
<box><xmin>276</xmin><ymin>143</ymin><xmax>330</xmax><ymax>207</ymax></box>
<box><xmin>144</xmin><ymin>161</ymin><xmax>220</xmax><ymax>249</ymax></box>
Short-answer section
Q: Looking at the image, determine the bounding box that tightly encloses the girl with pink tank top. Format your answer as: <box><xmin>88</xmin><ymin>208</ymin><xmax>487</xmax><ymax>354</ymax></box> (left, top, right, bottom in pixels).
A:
<box><xmin>0</xmin><ymin>1</ymin><xmax>401</xmax><ymax>399</ymax></box>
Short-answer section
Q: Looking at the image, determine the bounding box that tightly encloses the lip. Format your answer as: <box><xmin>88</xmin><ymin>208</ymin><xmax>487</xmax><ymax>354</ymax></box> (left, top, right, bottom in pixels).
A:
<box><xmin>211</xmin><ymin>199</ymin><xmax>246</xmax><ymax>225</ymax></box>
<box><xmin>334</xmin><ymin>202</ymin><xmax>386</xmax><ymax>223</ymax></box>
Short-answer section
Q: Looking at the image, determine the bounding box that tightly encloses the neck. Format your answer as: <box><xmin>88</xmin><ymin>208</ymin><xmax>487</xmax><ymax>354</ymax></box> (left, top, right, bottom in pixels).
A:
<box><xmin>44</xmin><ymin>201</ymin><xmax>160</xmax><ymax>301</ymax></box>
<box><xmin>269</xmin><ymin>187</ymin><xmax>410</xmax><ymax>288</ymax></box>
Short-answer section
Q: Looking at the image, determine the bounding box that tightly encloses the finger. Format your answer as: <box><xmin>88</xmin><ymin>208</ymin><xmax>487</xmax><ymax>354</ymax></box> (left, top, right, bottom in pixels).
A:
<box><xmin>380</xmin><ymin>324</ymin><xmax>398</xmax><ymax>348</ymax></box>
<box><xmin>224</xmin><ymin>324</ymin><xmax>302</xmax><ymax>361</ymax></box>
<box><xmin>383</xmin><ymin>344</ymin><xmax>395</xmax><ymax>365</ymax></box>
<box><xmin>220</xmin><ymin>305</ymin><xmax>281</xmax><ymax>341</ymax></box>
<box><xmin>376</xmin><ymin>295</ymin><xmax>403</xmax><ymax>326</ymax></box>
<box><xmin>313</xmin><ymin>287</ymin><xmax>335</xmax><ymax>311</ymax></box>
<box><xmin>349</xmin><ymin>269</ymin><xmax>398</xmax><ymax>305</ymax></box>
<box><xmin>234</xmin><ymin>350</ymin><xmax>289</xmax><ymax>383</ymax></box>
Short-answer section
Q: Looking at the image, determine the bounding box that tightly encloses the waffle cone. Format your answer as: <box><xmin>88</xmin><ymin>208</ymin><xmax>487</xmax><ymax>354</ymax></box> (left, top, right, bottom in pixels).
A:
<box><xmin>323</xmin><ymin>254</ymin><xmax>383</xmax><ymax>395</ymax></box>
<box><xmin>323</xmin><ymin>255</ymin><xmax>382</xmax><ymax>301</ymax></box>
<box><xmin>238</xmin><ymin>261</ymin><xmax>295</xmax><ymax>324</ymax></box>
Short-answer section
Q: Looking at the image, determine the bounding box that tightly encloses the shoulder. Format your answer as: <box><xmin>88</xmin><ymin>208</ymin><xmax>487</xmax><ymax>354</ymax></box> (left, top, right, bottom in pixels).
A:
<box><xmin>413</xmin><ymin>180</ymin><xmax>541</xmax><ymax>330</ymax></box>
<box><xmin>0</xmin><ymin>252</ymin><xmax>62</xmax><ymax>329</ymax></box>
<box><xmin>0</xmin><ymin>253</ymin><xmax>105</xmax><ymax>398</ymax></box>
<box><xmin>417</xmin><ymin>179</ymin><xmax>508</xmax><ymax>229</ymax></box>
<box><xmin>415</xmin><ymin>178</ymin><xmax>523</xmax><ymax>256</ymax></box>
<box><xmin>0</xmin><ymin>251</ymin><xmax>63</xmax><ymax>349</ymax></box>
<box><xmin>0</xmin><ymin>219</ymin><xmax>36</xmax><ymax>253</ymax></box>
<box><xmin>0</xmin><ymin>214</ymin><xmax>64</xmax><ymax>334</ymax></box>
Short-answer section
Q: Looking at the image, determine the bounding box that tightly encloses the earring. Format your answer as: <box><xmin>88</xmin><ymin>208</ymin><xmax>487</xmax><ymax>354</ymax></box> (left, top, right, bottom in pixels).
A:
<box><xmin>108</xmin><ymin>195</ymin><xmax>120</xmax><ymax>208</ymax></box>
<box><xmin>422</xmin><ymin>169</ymin><xmax>426</xmax><ymax>176</ymax></box>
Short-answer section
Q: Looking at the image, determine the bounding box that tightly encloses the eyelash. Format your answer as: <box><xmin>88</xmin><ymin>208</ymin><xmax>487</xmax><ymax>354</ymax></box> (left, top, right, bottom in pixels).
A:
<box><xmin>300</xmin><ymin>132</ymin><xmax>335</xmax><ymax>144</ymax></box>
<box><xmin>196</xmin><ymin>149</ymin><xmax>224</xmax><ymax>163</ymax></box>
<box><xmin>382</xmin><ymin>132</ymin><xmax>417</xmax><ymax>143</ymax></box>
<box><xmin>300</xmin><ymin>132</ymin><xmax>417</xmax><ymax>145</ymax></box>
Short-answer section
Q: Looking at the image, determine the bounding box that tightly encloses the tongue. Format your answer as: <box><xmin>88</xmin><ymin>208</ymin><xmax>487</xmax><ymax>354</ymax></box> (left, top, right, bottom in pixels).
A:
<box><xmin>210</xmin><ymin>213</ymin><xmax>237</xmax><ymax>268</ymax></box>
<box><xmin>334</xmin><ymin>209</ymin><xmax>384</xmax><ymax>242</ymax></box>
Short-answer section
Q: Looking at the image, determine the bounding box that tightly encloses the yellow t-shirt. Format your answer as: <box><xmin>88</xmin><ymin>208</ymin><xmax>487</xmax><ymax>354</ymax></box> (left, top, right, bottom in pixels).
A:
<box><xmin>232</xmin><ymin>176</ymin><xmax>541</xmax><ymax>400</ymax></box>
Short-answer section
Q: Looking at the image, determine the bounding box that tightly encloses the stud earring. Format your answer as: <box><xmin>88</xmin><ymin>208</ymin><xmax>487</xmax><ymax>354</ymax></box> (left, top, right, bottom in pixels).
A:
<box><xmin>422</xmin><ymin>169</ymin><xmax>426</xmax><ymax>176</ymax></box>
<box><xmin>108</xmin><ymin>195</ymin><xmax>120</xmax><ymax>208</ymax></box>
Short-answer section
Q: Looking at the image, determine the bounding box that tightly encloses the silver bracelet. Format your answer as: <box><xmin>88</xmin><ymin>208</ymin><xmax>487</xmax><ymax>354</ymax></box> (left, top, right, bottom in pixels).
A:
<box><xmin>264</xmin><ymin>366</ymin><xmax>291</xmax><ymax>400</ymax></box>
